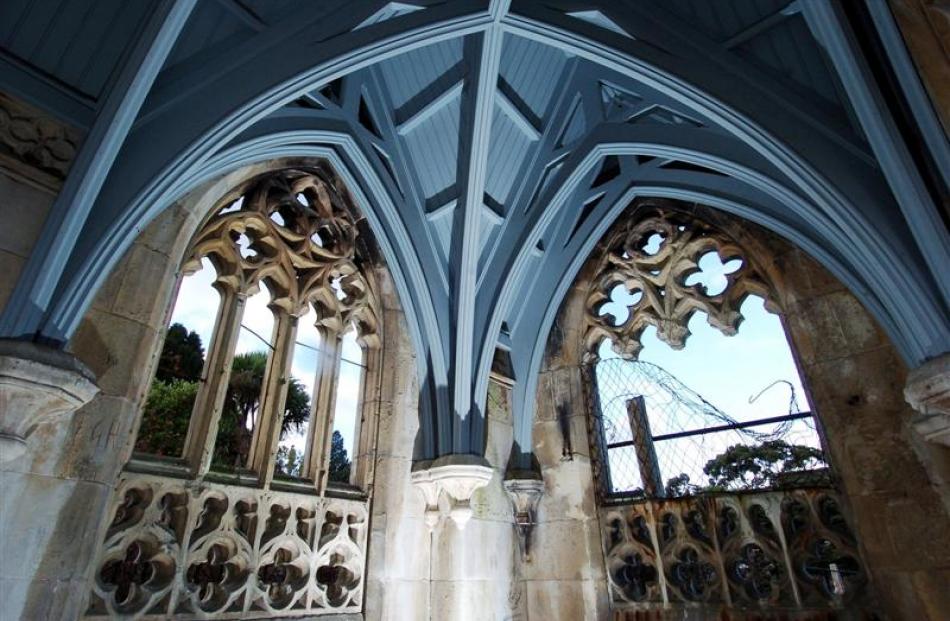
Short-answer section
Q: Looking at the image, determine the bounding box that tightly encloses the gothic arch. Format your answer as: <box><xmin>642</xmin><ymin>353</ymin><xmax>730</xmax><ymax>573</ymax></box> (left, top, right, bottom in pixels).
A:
<box><xmin>3</xmin><ymin>2</ymin><xmax>946</xmax><ymax>465</ymax></box>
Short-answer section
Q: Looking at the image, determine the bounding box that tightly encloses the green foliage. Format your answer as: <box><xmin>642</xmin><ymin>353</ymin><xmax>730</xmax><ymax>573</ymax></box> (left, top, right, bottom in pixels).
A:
<box><xmin>702</xmin><ymin>440</ymin><xmax>826</xmax><ymax>490</ymax></box>
<box><xmin>155</xmin><ymin>323</ymin><xmax>204</xmax><ymax>382</ymax></box>
<box><xmin>213</xmin><ymin>351</ymin><xmax>312</xmax><ymax>470</ymax></box>
<box><xmin>327</xmin><ymin>430</ymin><xmax>351</xmax><ymax>484</ymax></box>
<box><xmin>137</xmin><ymin>328</ymin><xmax>313</xmax><ymax>471</ymax></box>
<box><xmin>659</xmin><ymin>440</ymin><xmax>827</xmax><ymax>497</ymax></box>
<box><xmin>665</xmin><ymin>473</ymin><xmax>697</xmax><ymax>497</ymax></box>
<box><xmin>135</xmin><ymin>379</ymin><xmax>199</xmax><ymax>456</ymax></box>
<box><xmin>275</xmin><ymin>445</ymin><xmax>304</xmax><ymax>478</ymax></box>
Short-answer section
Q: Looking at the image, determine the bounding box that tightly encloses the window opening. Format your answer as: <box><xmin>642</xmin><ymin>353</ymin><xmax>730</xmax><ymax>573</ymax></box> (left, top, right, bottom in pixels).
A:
<box><xmin>127</xmin><ymin>169</ymin><xmax>381</xmax><ymax>488</ymax></box>
<box><xmin>584</xmin><ymin>209</ymin><xmax>829</xmax><ymax>501</ymax></box>
<box><xmin>274</xmin><ymin>307</ymin><xmax>320</xmax><ymax>480</ymax></box>
<box><xmin>134</xmin><ymin>257</ymin><xmax>219</xmax><ymax>458</ymax></box>
<box><xmin>92</xmin><ymin>168</ymin><xmax>382</xmax><ymax>620</ymax></box>
<box><xmin>211</xmin><ymin>283</ymin><xmax>276</xmax><ymax>473</ymax></box>
<box><xmin>328</xmin><ymin>326</ymin><xmax>364</xmax><ymax>484</ymax></box>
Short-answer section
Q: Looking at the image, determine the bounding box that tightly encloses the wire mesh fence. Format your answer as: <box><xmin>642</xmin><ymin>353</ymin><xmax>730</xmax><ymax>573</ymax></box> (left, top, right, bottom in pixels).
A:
<box><xmin>589</xmin><ymin>357</ymin><xmax>830</xmax><ymax>501</ymax></box>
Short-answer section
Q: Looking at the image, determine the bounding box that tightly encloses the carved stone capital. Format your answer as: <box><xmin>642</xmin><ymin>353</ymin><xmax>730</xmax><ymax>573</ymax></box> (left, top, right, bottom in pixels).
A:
<box><xmin>410</xmin><ymin>469</ymin><xmax>443</xmax><ymax>531</ymax></box>
<box><xmin>0</xmin><ymin>340</ymin><xmax>98</xmax><ymax>463</ymax></box>
<box><xmin>503</xmin><ymin>477</ymin><xmax>545</xmax><ymax>561</ymax></box>
<box><xmin>411</xmin><ymin>456</ymin><xmax>494</xmax><ymax>530</ymax></box>
<box><xmin>905</xmin><ymin>354</ymin><xmax>950</xmax><ymax>446</ymax></box>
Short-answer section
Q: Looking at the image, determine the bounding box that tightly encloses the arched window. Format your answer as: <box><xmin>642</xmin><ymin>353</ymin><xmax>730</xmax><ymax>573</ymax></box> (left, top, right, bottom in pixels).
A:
<box><xmin>583</xmin><ymin>207</ymin><xmax>828</xmax><ymax>501</ymax></box>
<box><xmin>579</xmin><ymin>204</ymin><xmax>866</xmax><ymax>611</ymax></box>
<box><xmin>132</xmin><ymin>169</ymin><xmax>380</xmax><ymax>489</ymax></box>
<box><xmin>88</xmin><ymin>168</ymin><xmax>382</xmax><ymax>618</ymax></box>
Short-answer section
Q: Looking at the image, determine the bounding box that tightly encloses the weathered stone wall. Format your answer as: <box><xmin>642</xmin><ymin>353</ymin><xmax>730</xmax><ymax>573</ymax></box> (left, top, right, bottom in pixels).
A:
<box><xmin>526</xmin><ymin>263</ymin><xmax>610</xmax><ymax>621</ymax></box>
<box><xmin>752</xmin><ymin>231</ymin><xmax>950</xmax><ymax>620</ymax></box>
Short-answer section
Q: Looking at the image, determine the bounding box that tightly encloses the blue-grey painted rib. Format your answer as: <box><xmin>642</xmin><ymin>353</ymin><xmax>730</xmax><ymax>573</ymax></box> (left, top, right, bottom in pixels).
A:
<box><xmin>0</xmin><ymin>0</ymin><xmax>197</xmax><ymax>338</ymax></box>
<box><xmin>801</xmin><ymin>1</ymin><xmax>950</xmax><ymax>308</ymax></box>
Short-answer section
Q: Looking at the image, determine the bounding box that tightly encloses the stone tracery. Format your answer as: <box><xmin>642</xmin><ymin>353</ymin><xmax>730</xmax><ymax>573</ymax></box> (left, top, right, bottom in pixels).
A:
<box><xmin>583</xmin><ymin>208</ymin><xmax>775</xmax><ymax>361</ymax></box>
<box><xmin>84</xmin><ymin>168</ymin><xmax>379</xmax><ymax>619</ymax></box>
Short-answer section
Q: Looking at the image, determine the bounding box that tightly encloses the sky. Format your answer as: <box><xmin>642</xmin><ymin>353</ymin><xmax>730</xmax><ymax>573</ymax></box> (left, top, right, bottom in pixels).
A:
<box><xmin>168</xmin><ymin>260</ymin><xmax>363</xmax><ymax>472</ymax></box>
<box><xmin>595</xmin><ymin>250</ymin><xmax>822</xmax><ymax>492</ymax></box>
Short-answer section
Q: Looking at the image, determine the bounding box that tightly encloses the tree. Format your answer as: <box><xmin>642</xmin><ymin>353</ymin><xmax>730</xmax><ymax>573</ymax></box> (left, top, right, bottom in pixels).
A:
<box><xmin>327</xmin><ymin>430</ymin><xmax>351</xmax><ymax>484</ymax></box>
<box><xmin>135</xmin><ymin>379</ymin><xmax>199</xmax><ymax>456</ymax></box>
<box><xmin>275</xmin><ymin>445</ymin><xmax>303</xmax><ymax>477</ymax></box>
<box><xmin>665</xmin><ymin>473</ymin><xmax>698</xmax><ymax>497</ymax></box>
<box><xmin>702</xmin><ymin>440</ymin><xmax>826</xmax><ymax>491</ymax></box>
<box><xmin>155</xmin><ymin>323</ymin><xmax>205</xmax><ymax>382</ymax></box>
<box><xmin>214</xmin><ymin>351</ymin><xmax>312</xmax><ymax>469</ymax></box>
<box><xmin>138</xmin><ymin>328</ymin><xmax>314</xmax><ymax>470</ymax></box>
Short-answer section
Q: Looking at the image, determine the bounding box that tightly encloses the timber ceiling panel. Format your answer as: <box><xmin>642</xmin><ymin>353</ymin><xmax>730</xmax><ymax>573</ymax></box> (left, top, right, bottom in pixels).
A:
<box><xmin>0</xmin><ymin>0</ymin><xmax>154</xmax><ymax>101</ymax></box>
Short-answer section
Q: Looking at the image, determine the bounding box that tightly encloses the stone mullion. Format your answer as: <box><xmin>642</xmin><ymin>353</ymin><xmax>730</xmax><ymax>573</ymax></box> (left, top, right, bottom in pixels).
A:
<box><xmin>248</xmin><ymin>308</ymin><xmax>298</xmax><ymax>488</ymax></box>
<box><xmin>183</xmin><ymin>286</ymin><xmax>246</xmax><ymax>477</ymax></box>
<box><xmin>304</xmin><ymin>327</ymin><xmax>342</xmax><ymax>493</ymax></box>
<box><xmin>768</xmin><ymin>498</ymin><xmax>802</xmax><ymax>607</ymax></box>
<box><xmin>351</xmin><ymin>345</ymin><xmax>377</xmax><ymax>488</ymax></box>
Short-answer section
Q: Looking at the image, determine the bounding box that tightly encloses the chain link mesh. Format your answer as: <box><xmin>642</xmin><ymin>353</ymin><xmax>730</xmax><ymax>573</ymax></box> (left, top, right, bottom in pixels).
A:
<box><xmin>590</xmin><ymin>357</ymin><xmax>830</xmax><ymax>500</ymax></box>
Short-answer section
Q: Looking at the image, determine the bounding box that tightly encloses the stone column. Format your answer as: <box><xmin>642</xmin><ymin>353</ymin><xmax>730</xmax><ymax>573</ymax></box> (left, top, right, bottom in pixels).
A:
<box><xmin>905</xmin><ymin>353</ymin><xmax>950</xmax><ymax>446</ymax></box>
<box><xmin>0</xmin><ymin>340</ymin><xmax>99</xmax><ymax>620</ymax></box>
<box><xmin>364</xmin><ymin>280</ymin><xmax>521</xmax><ymax>621</ymax></box>
<box><xmin>416</xmin><ymin>455</ymin><xmax>518</xmax><ymax>621</ymax></box>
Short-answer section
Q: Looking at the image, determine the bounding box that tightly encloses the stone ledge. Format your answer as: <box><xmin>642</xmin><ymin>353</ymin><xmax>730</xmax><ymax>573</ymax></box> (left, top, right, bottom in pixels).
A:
<box><xmin>905</xmin><ymin>353</ymin><xmax>950</xmax><ymax>446</ymax></box>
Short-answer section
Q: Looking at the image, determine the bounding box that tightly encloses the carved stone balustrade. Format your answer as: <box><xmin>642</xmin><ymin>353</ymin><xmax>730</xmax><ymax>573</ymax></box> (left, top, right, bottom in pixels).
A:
<box><xmin>601</xmin><ymin>489</ymin><xmax>867</xmax><ymax>616</ymax></box>
<box><xmin>84</xmin><ymin>472</ymin><xmax>369</xmax><ymax>619</ymax></box>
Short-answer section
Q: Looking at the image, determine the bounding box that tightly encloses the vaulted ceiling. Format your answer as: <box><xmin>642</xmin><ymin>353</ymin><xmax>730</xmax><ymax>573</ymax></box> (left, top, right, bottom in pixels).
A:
<box><xmin>1</xmin><ymin>0</ymin><xmax>947</xmax><ymax>464</ymax></box>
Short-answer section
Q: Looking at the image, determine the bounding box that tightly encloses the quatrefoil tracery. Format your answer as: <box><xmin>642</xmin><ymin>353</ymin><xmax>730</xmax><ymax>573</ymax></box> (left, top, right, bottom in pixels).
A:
<box><xmin>585</xmin><ymin>209</ymin><xmax>775</xmax><ymax>360</ymax></box>
<box><xmin>183</xmin><ymin>169</ymin><xmax>379</xmax><ymax>342</ymax></box>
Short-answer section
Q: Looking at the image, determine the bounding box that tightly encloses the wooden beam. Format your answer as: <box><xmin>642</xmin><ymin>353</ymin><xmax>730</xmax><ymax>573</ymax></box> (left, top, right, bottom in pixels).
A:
<box><xmin>802</xmin><ymin>0</ymin><xmax>950</xmax><ymax>305</ymax></box>
<box><xmin>451</xmin><ymin>0</ymin><xmax>510</xmax><ymax>452</ymax></box>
